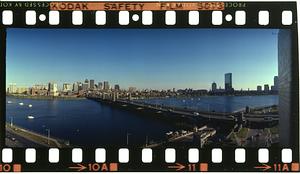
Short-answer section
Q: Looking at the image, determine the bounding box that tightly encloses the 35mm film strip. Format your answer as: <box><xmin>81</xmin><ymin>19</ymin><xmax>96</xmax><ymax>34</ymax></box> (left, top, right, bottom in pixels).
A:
<box><xmin>0</xmin><ymin>1</ymin><xmax>299</xmax><ymax>172</ymax></box>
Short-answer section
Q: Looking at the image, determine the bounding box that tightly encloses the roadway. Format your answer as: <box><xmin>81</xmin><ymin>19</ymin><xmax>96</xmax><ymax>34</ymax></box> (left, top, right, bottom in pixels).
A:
<box><xmin>6</xmin><ymin>124</ymin><xmax>67</xmax><ymax>148</ymax></box>
<box><xmin>6</xmin><ymin>128</ymin><xmax>43</xmax><ymax>147</ymax></box>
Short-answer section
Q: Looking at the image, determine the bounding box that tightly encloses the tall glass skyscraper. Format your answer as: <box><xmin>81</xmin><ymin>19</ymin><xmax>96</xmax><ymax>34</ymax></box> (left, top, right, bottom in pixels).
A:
<box><xmin>224</xmin><ymin>73</ymin><xmax>232</xmax><ymax>91</ymax></box>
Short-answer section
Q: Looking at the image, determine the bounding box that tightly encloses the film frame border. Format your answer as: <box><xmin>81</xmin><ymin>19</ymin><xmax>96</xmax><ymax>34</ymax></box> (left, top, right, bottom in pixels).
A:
<box><xmin>0</xmin><ymin>1</ymin><xmax>298</xmax><ymax>172</ymax></box>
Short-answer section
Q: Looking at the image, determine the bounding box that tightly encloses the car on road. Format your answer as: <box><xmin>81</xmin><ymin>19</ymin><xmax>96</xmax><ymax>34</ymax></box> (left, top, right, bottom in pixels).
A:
<box><xmin>227</xmin><ymin>115</ymin><xmax>235</xmax><ymax>119</ymax></box>
<box><xmin>193</xmin><ymin>112</ymin><xmax>200</xmax><ymax>116</ymax></box>
<box><xmin>264</xmin><ymin>117</ymin><xmax>273</xmax><ymax>121</ymax></box>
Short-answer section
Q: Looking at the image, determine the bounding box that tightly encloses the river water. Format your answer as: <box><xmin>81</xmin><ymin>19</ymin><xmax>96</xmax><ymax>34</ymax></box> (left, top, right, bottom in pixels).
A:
<box><xmin>6</xmin><ymin>95</ymin><xmax>278</xmax><ymax>146</ymax></box>
<box><xmin>139</xmin><ymin>95</ymin><xmax>278</xmax><ymax>113</ymax></box>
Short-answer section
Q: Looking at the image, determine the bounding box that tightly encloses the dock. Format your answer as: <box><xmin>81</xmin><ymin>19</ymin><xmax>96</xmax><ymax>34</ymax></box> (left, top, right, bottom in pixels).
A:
<box><xmin>145</xmin><ymin>125</ymin><xmax>217</xmax><ymax>148</ymax></box>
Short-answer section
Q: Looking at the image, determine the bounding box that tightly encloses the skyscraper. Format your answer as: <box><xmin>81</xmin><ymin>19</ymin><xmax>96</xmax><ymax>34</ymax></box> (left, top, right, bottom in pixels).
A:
<box><xmin>98</xmin><ymin>82</ymin><xmax>103</xmax><ymax>90</ymax></box>
<box><xmin>224</xmin><ymin>73</ymin><xmax>233</xmax><ymax>92</ymax></box>
<box><xmin>114</xmin><ymin>84</ymin><xmax>120</xmax><ymax>91</ymax></box>
<box><xmin>273</xmin><ymin>76</ymin><xmax>278</xmax><ymax>91</ymax></box>
<box><xmin>264</xmin><ymin>84</ymin><xmax>269</xmax><ymax>91</ymax></box>
<box><xmin>211</xmin><ymin>82</ymin><xmax>217</xmax><ymax>91</ymax></box>
<box><xmin>90</xmin><ymin>79</ymin><xmax>95</xmax><ymax>89</ymax></box>
<box><xmin>257</xmin><ymin>85</ymin><xmax>262</xmax><ymax>91</ymax></box>
<box><xmin>278</xmin><ymin>29</ymin><xmax>293</xmax><ymax>146</ymax></box>
<box><xmin>103</xmin><ymin>81</ymin><xmax>109</xmax><ymax>90</ymax></box>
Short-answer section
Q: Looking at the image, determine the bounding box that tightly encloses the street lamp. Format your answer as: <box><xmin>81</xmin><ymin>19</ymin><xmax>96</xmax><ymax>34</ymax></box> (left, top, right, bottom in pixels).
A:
<box><xmin>145</xmin><ymin>135</ymin><xmax>148</xmax><ymax>147</ymax></box>
<box><xmin>10</xmin><ymin>116</ymin><xmax>13</xmax><ymax>127</ymax></box>
<box><xmin>126</xmin><ymin>132</ymin><xmax>131</xmax><ymax>146</ymax></box>
<box><xmin>46</xmin><ymin>129</ymin><xmax>50</xmax><ymax>145</ymax></box>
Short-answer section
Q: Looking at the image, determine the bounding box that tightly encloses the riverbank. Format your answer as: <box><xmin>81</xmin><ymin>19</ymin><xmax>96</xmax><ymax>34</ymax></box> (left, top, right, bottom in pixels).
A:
<box><xmin>7</xmin><ymin>94</ymin><xmax>86</xmax><ymax>100</ymax></box>
<box><xmin>6</xmin><ymin>123</ymin><xmax>70</xmax><ymax>148</ymax></box>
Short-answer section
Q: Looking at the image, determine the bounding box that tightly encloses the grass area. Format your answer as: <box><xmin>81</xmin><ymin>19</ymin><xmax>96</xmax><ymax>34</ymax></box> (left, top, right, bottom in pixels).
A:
<box><xmin>265</xmin><ymin>126</ymin><xmax>279</xmax><ymax>134</ymax></box>
<box><xmin>235</xmin><ymin>128</ymin><xmax>249</xmax><ymax>139</ymax></box>
<box><xmin>228</xmin><ymin>127</ymin><xmax>249</xmax><ymax>142</ymax></box>
<box><xmin>228</xmin><ymin>132</ymin><xmax>235</xmax><ymax>141</ymax></box>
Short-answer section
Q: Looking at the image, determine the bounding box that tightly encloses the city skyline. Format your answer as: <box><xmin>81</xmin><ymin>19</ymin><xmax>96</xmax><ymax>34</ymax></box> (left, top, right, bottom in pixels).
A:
<box><xmin>7</xmin><ymin>73</ymin><xmax>278</xmax><ymax>92</ymax></box>
<box><xmin>6</xmin><ymin>28</ymin><xmax>278</xmax><ymax>90</ymax></box>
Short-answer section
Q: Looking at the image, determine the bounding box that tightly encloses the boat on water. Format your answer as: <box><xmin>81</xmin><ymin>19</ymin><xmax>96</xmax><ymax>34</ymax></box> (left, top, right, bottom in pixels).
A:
<box><xmin>19</xmin><ymin>102</ymin><xmax>24</xmax><ymax>106</ymax></box>
<box><xmin>27</xmin><ymin>115</ymin><xmax>34</xmax><ymax>119</ymax></box>
<box><xmin>7</xmin><ymin>101</ymin><xmax>12</xmax><ymax>104</ymax></box>
<box><xmin>28</xmin><ymin>104</ymin><xmax>32</xmax><ymax>108</ymax></box>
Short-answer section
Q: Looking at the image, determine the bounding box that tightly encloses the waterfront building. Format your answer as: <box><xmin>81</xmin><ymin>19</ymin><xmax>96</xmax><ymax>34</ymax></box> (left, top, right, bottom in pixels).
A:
<box><xmin>98</xmin><ymin>82</ymin><xmax>103</xmax><ymax>90</ymax></box>
<box><xmin>273</xmin><ymin>76</ymin><xmax>279</xmax><ymax>91</ymax></box>
<box><xmin>16</xmin><ymin>87</ymin><xmax>28</xmax><ymax>94</ymax></box>
<box><xmin>31</xmin><ymin>87</ymin><xmax>48</xmax><ymax>96</ymax></box>
<box><xmin>257</xmin><ymin>85</ymin><xmax>262</xmax><ymax>91</ymax></box>
<box><xmin>112</xmin><ymin>92</ymin><xmax>119</xmax><ymax>101</ymax></box>
<box><xmin>114</xmin><ymin>84</ymin><xmax>120</xmax><ymax>91</ymax></box>
<box><xmin>82</xmin><ymin>83</ymin><xmax>89</xmax><ymax>91</ymax></box>
<box><xmin>73</xmin><ymin>82</ymin><xmax>79</xmax><ymax>92</ymax></box>
<box><xmin>128</xmin><ymin>87</ymin><xmax>137</xmax><ymax>92</ymax></box>
<box><xmin>30</xmin><ymin>84</ymin><xmax>48</xmax><ymax>96</ymax></box>
<box><xmin>63</xmin><ymin>83</ymin><xmax>72</xmax><ymax>92</ymax></box>
<box><xmin>8</xmin><ymin>83</ymin><xmax>17</xmax><ymax>94</ymax></box>
<box><xmin>48</xmin><ymin>82</ymin><xmax>58</xmax><ymax>96</ymax></box>
<box><xmin>78</xmin><ymin>82</ymin><xmax>83</xmax><ymax>91</ymax></box>
<box><xmin>224</xmin><ymin>73</ymin><xmax>233</xmax><ymax>92</ymax></box>
<box><xmin>84</xmin><ymin>79</ymin><xmax>89</xmax><ymax>88</ymax></box>
<box><xmin>33</xmin><ymin>84</ymin><xmax>47</xmax><ymax>90</ymax></box>
<box><xmin>90</xmin><ymin>79</ymin><xmax>95</xmax><ymax>89</ymax></box>
<box><xmin>264</xmin><ymin>84</ymin><xmax>269</xmax><ymax>91</ymax></box>
<box><xmin>104</xmin><ymin>81</ymin><xmax>109</xmax><ymax>90</ymax></box>
<box><xmin>212</xmin><ymin>82</ymin><xmax>217</xmax><ymax>91</ymax></box>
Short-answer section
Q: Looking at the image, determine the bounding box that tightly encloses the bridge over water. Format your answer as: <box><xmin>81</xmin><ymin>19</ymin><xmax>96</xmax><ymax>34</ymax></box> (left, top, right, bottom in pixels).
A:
<box><xmin>87</xmin><ymin>96</ymin><xmax>278</xmax><ymax>124</ymax></box>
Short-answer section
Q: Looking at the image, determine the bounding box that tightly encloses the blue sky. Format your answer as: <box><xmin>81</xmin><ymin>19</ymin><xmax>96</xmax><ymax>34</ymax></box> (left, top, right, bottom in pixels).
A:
<box><xmin>6</xmin><ymin>28</ymin><xmax>279</xmax><ymax>90</ymax></box>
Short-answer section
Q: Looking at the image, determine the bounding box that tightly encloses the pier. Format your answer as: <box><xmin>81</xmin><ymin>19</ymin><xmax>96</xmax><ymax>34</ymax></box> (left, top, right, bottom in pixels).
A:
<box><xmin>144</xmin><ymin>125</ymin><xmax>217</xmax><ymax>148</ymax></box>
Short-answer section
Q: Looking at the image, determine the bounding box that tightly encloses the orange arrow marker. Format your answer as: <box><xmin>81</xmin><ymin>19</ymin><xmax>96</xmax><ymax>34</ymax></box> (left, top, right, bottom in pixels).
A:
<box><xmin>69</xmin><ymin>164</ymin><xmax>87</xmax><ymax>172</ymax></box>
<box><xmin>254</xmin><ymin>164</ymin><xmax>272</xmax><ymax>171</ymax></box>
<box><xmin>168</xmin><ymin>163</ymin><xmax>185</xmax><ymax>171</ymax></box>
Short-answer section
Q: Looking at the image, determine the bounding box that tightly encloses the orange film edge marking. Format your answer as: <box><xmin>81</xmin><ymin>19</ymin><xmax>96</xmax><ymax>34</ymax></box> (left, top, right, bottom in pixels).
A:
<box><xmin>13</xmin><ymin>164</ymin><xmax>21</xmax><ymax>172</ymax></box>
<box><xmin>200</xmin><ymin>163</ymin><xmax>208</xmax><ymax>171</ymax></box>
<box><xmin>49</xmin><ymin>2</ymin><xmax>225</xmax><ymax>11</ymax></box>
<box><xmin>109</xmin><ymin>163</ymin><xmax>118</xmax><ymax>171</ymax></box>
<box><xmin>291</xmin><ymin>163</ymin><xmax>300</xmax><ymax>171</ymax></box>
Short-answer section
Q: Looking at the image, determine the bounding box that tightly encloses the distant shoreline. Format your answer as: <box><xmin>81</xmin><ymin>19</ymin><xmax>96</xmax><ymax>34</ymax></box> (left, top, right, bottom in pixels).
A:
<box><xmin>6</xmin><ymin>94</ymin><xmax>86</xmax><ymax>100</ymax></box>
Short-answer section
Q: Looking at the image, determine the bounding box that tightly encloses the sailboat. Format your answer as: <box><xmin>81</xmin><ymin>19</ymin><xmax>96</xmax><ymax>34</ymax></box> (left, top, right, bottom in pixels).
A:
<box><xmin>27</xmin><ymin>115</ymin><xmax>34</xmax><ymax>119</ymax></box>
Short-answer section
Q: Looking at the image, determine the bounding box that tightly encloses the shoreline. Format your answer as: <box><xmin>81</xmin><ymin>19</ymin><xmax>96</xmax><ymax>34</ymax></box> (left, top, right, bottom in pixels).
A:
<box><xmin>5</xmin><ymin>123</ymin><xmax>70</xmax><ymax>148</ymax></box>
<box><xmin>6</xmin><ymin>94</ymin><xmax>86</xmax><ymax>100</ymax></box>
